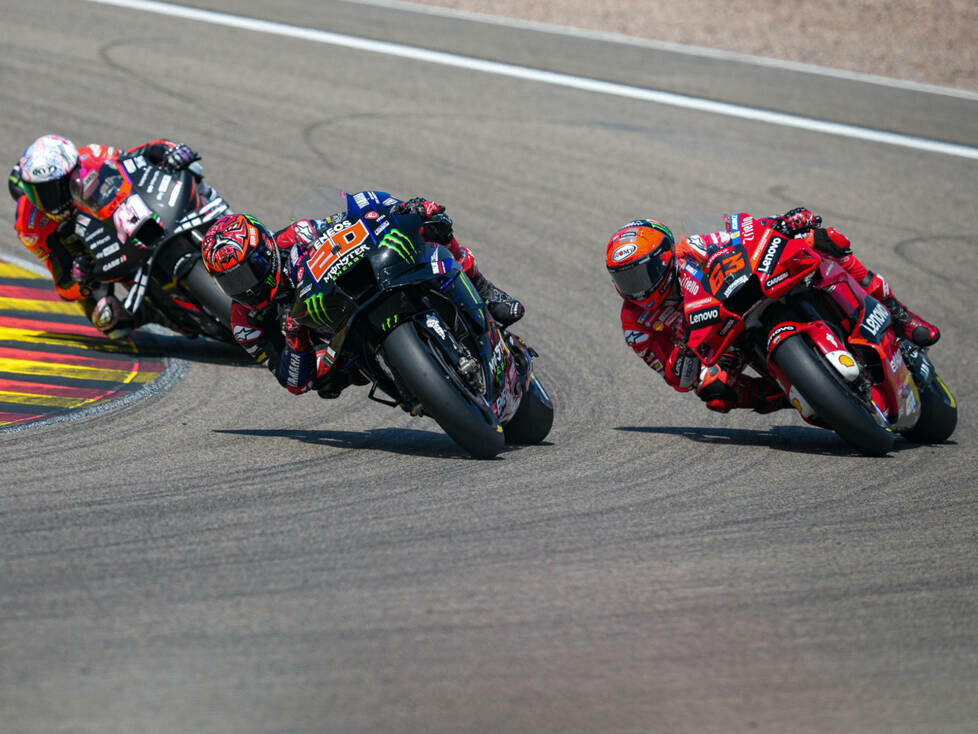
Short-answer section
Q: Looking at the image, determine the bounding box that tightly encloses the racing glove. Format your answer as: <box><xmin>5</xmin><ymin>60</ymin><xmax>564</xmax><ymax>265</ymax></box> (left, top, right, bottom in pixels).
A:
<box><xmin>392</xmin><ymin>197</ymin><xmax>455</xmax><ymax>245</ymax></box>
<box><xmin>276</xmin><ymin>315</ymin><xmax>315</xmax><ymax>394</ymax></box>
<box><xmin>162</xmin><ymin>143</ymin><xmax>200</xmax><ymax>172</ymax></box>
<box><xmin>282</xmin><ymin>313</ymin><xmax>310</xmax><ymax>352</ymax></box>
<box><xmin>775</xmin><ymin>207</ymin><xmax>822</xmax><ymax>236</ymax></box>
<box><xmin>666</xmin><ymin>345</ymin><xmax>700</xmax><ymax>392</ymax></box>
<box><xmin>665</xmin><ymin>321</ymin><xmax>698</xmax><ymax>391</ymax></box>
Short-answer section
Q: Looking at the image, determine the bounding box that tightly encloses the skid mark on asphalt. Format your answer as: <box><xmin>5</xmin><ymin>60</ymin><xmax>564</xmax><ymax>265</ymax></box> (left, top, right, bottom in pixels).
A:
<box><xmin>0</xmin><ymin>258</ymin><xmax>165</xmax><ymax>430</ymax></box>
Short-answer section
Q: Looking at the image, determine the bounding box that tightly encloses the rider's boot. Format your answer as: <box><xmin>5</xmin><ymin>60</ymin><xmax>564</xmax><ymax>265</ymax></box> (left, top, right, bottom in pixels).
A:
<box><xmin>316</xmin><ymin>370</ymin><xmax>351</xmax><ymax>400</ymax></box>
<box><xmin>469</xmin><ymin>272</ymin><xmax>525</xmax><ymax>327</ymax></box>
<box><xmin>864</xmin><ymin>273</ymin><xmax>940</xmax><ymax>347</ymax></box>
<box><xmin>834</xmin><ymin>253</ymin><xmax>940</xmax><ymax>347</ymax></box>
<box><xmin>313</xmin><ymin>344</ymin><xmax>368</xmax><ymax>399</ymax></box>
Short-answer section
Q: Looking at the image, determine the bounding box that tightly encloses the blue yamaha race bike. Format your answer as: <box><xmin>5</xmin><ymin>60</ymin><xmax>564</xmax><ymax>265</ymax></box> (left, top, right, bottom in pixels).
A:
<box><xmin>289</xmin><ymin>189</ymin><xmax>553</xmax><ymax>459</ymax></box>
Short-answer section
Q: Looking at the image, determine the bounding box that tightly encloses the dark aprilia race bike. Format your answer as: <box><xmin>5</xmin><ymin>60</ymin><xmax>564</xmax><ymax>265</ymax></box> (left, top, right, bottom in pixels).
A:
<box><xmin>289</xmin><ymin>188</ymin><xmax>553</xmax><ymax>459</ymax></box>
<box><xmin>676</xmin><ymin>212</ymin><xmax>956</xmax><ymax>456</ymax></box>
<box><xmin>72</xmin><ymin>154</ymin><xmax>233</xmax><ymax>340</ymax></box>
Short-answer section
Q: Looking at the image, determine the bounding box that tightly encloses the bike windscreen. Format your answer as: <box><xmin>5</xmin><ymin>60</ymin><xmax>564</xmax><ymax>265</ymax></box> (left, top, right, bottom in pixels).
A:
<box><xmin>681</xmin><ymin>211</ymin><xmax>731</xmax><ymax>238</ymax></box>
<box><xmin>293</xmin><ymin>186</ymin><xmax>349</xmax><ymax>220</ymax></box>
<box><xmin>70</xmin><ymin>160</ymin><xmax>126</xmax><ymax>213</ymax></box>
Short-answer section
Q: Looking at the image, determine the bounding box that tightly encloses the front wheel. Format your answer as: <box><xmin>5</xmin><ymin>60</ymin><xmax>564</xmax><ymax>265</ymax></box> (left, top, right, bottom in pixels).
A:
<box><xmin>382</xmin><ymin>322</ymin><xmax>505</xmax><ymax>459</ymax></box>
<box><xmin>773</xmin><ymin>334</ymin><xmax>895</xmax><ymax>456</ymax></box>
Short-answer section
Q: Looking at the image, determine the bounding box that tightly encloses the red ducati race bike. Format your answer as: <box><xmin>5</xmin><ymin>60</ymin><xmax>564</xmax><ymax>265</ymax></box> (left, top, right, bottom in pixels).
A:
<box><xmin>676</xmin><ymin>212</ymin><xmax>956</xmax><ymax>456</ymax></box>
<box><xmin>72</xmin><ymin>154</ymin><xmax>234</xmax><ymax>341</ymax></box>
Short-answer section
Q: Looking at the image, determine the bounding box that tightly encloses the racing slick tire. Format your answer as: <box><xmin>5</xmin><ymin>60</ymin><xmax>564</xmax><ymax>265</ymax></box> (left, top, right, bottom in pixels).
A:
<box><xmin>772</xmin><ymin>333</ymin><xmax>895</xmax><ymax>456</ymax></box>
<box><xmin>383</xmin><ymin>322</ymin><xmax>505</xmax><ymax>459</ymax></box>
<box><xmin>503</xmin><ymin>376</ymin><xmax>554</xmax><ymax>445</ymax></box>
<box><xmin>903</xmin><ymin>373</ymin><xmax>957</xmax><ymax>444</ymax></box>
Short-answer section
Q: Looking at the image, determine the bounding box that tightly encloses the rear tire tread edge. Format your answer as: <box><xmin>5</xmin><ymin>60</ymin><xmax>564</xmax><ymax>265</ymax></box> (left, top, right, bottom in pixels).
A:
<box><xmin>903</xmin><ymin>374</ymin><xmax>957</xmax><ymax>443</ymax></box>
<box><xmin>504</xmin><ymin>377</ymin><xmax>554</xmax><ymax>444</ymax></box>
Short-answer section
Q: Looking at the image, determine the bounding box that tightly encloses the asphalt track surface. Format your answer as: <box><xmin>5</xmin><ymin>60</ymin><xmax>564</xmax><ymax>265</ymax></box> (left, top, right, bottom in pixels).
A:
<box><xmin>1</xmin><ymin>2</ymin><xmax>976</xmax><ymax>732</ymax></box>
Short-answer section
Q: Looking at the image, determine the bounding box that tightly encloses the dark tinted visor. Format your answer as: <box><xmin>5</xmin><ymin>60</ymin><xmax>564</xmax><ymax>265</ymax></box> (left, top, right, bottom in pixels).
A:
<box><xmin>212</xmin><ymin>254</ymin><xmax>272</xmax><ymax>307</ymax></box>
<box><xmin>611</xmin><ymin>254</ymin><xmax>669</xmax><ymax>301</ymax></box>
<box><xmin>25</xmin><ymin>177</ymin><xmax>71</xmax><ymax>214</ymax></box>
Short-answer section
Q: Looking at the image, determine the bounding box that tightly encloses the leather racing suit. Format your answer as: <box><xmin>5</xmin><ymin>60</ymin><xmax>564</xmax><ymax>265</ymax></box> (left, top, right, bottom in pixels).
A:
<box><xmin>619</xmin><ymin>211</ymin><xmax>936</xmax><ymax>413</ymax></box>
<box><xmin>9</xmin><ymin>140</ymin><xmax>198</xmax><ymax>333</ymax></box>
<box><xmin>230</xmin><ymin>191</ymin><xmax>493</xmax><ymax>397</ymax></box>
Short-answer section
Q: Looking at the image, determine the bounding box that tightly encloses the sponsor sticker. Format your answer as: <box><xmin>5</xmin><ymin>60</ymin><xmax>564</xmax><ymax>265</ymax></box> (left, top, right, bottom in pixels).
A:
<box><xmin>612</xmin><ymin>243</ymin><xmax>637</xmax><ymax>262</ymax></box>
<box><xmin>766</xmin><ymin>323</ymin><xmax>796</xmax><ymax>351</ymax></box>
<box><xmin>861</xmin><ymin>301</ymin><xmax>891</xmax><ymax>338</ymax></box>
<box><xmin>624</xmin><ymin>330</ymin><xmax>649</xmax><ymax>345</ymax></box>
<box><xmin>756</xmin><ymin>236</ymin><xmax>785</xmax><ymax>275</ymax></box>
<box><xmin>680</xmin><ymin>274</ymin><xmax>699</xmax><ymax>295</ymax></box>
<box><xmin>741</xmin><ymin>215</ymin><xmax>754</xmax><ymax>240</ymax></box>
<box><xmin>765</xmin><ymin>270</ymin><xmax>789</xmax><ymax>287</ymax></box>
<box><xmin>687</xmin><ymin>307</ymin><xmax>720</xmax><ymax>327</ymax></box>
<box><xmin>425</xmin><ymin>314</ymin><xmax>447</xmax><ymax>339</ymax></box>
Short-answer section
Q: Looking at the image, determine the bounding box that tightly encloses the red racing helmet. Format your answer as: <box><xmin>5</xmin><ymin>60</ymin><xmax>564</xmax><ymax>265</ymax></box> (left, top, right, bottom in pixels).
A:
<box><xmin>201</xmin><ymin>213</ymin><xmax>281</xmax><ymax>309</ymax></box>
<box><xmin>605</xmin><ymin>219</ymin><xmax>676</xmax><ymax>309</ymax></box>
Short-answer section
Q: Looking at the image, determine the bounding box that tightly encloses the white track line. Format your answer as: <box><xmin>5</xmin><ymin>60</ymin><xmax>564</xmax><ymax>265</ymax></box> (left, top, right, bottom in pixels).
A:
<box><xmin>89</xmin><ymin>0</ymin><xmax>978</xmax><ymax>161</ymax></box>
<box><xmin>340</xmin><ymin>0</ymin><xmax>978</xmax><ymax>103</ymax></box>
<box><xmin>1</xmin><ymin>250</ymin><xmax>49</xmax><ymax>276</ymax></box>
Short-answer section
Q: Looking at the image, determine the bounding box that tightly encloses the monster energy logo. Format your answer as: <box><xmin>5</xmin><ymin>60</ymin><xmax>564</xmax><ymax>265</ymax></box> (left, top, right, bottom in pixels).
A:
<box><xmin>304</xmin><ymin>293</ymin><xmax>332</xmax><ymax>327</ymax></box>
<box><xmin>379</xmin><ymin>314</ymin><xmax>400</xmax><ymax>332</ymax></box>
<box><xmin>379</xmin><ymin>229</ymin><xmax>416</xmax><ymax>262</ymax></box>
<box><xmin>242</xmin><ymin>213</ymin><xmax>265</xmax><ymax>228</ymax></box>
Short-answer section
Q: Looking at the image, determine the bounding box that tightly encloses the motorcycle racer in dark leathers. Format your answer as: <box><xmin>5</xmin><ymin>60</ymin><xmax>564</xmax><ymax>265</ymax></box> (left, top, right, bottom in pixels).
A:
<box><xmin>9</xmin><ymin>133</ymin><xmax>204</xmax><ymax>338</ymax></box>
<box><xmin>605</xmin><ymin>207</ymin><xmax>941</xmax><ymax>413</ymax></box>
<box><xmin>200</xmin><ymin>192</ymin><xmax>524</xmax><ymax>398</ymax></box>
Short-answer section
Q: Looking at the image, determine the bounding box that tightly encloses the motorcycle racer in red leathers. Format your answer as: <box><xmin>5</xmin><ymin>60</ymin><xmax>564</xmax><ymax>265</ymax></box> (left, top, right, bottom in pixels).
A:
<box><xmin>605</xmin><ymin>208</ymin><xmax>941</xmax><ymax>413</ymax></box>
<box><xmin>200</xmin><ymin>193</ymin><xmax>524</xmax><ymax>398</ymax></box>
<box><xmin>9</xmin><ymin>134</ymin><xmax>203</xmax><ymax>338</ymax></box>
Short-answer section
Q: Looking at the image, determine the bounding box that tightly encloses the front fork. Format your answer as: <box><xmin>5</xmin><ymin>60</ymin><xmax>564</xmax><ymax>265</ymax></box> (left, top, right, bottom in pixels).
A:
<box><xmin>416</xmin><ymin>308</ymin><xmax>485</xmax><ymax>394</ymax></box>
<box><xmin>759</xmin><ymin>299</ymin><xmax>868</xmax><ymax>422</ymax></box>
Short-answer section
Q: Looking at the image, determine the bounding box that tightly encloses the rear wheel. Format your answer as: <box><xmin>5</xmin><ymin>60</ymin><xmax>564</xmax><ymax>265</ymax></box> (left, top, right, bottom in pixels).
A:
<box><xmin>903</xmin><ymin>374</ymin><xmax>957</xmax><ymax>443</ymax></box>
<box><xmin>773</xmin><ymin>334</ymin><xmax>895</xmax><ymax>456</ymax></box>
<box><xmin>383</xmin><ymin>322</ymin><xmax>505</xmax><ymax>459</ymax></box>
<box><xmin>504</xmin><ymin>376</ymin><xmax>554</xmax><ymax>444</ymax></box>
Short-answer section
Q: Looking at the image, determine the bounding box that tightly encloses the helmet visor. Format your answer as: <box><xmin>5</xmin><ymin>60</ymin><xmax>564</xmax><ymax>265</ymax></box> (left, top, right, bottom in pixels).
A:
<box><xmin>212</xmin><ymin>251</ymin><xmax>275</xmax><ymax>308</ymax></box>
<box><xmin>23</xmin><ymin>176</ymin><xmax>71</xmax><ymax>215</ymax></box>
<box><xmin>611</xmin><ymin>254</ymin><xmax>670</xmax><ymax>301</ymax></box>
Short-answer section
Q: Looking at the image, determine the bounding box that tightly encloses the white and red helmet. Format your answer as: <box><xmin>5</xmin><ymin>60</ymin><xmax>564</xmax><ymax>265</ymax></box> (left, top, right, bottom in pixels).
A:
<box><xmin>18</xmin><ymin>134</ymin><xmax>79</xmax><ymax>217</ymax></box>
